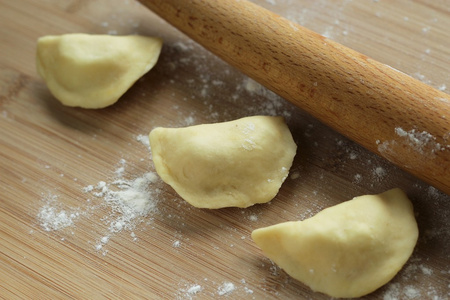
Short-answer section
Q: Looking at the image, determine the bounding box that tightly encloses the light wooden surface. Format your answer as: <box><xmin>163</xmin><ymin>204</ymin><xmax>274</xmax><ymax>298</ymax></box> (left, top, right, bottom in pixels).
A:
<box><xmin>1</xmin><ymin>0</ymin><xmax>449</xmax><ymax>299</ymax></box>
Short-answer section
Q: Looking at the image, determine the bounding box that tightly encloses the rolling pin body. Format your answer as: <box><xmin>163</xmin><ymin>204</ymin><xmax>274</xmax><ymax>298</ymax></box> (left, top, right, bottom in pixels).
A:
<box><xmin>139</xmin><ymin>0</ymin><xmax>450</xmax><ymax>194</ymax></box>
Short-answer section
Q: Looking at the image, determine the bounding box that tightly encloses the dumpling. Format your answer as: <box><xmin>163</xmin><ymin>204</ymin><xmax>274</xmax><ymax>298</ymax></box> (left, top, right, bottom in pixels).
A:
<box><xmin>252</xmin><ymin>188</ymin><xmax>419</xmax><ymax>298</ymax></box>
<box><xmin>149</xmin><ymin>116</ymin><xmax>297</xmax><ymax>208</ymax></box>
<box><xmin>36</xmin><ymin>33</ymin><xmax>162</xmax><ymax>108</ymax></box>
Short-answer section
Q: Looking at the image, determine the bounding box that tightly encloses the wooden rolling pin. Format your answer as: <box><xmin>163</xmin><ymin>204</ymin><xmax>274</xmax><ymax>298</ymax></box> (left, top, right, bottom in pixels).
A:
<box><xmin>139</xmin><ymin>0</ymin><xmax>450</xmax><ymax>195</ymax></box>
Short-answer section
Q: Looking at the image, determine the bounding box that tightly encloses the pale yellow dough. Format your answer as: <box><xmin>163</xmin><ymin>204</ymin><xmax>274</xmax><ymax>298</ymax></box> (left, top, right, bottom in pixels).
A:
<box><xmin>252</xmin><ymin>188</ymin><xmax>418</xmax><ymax>298</ymax></box>
<box><xmin>149</xmin><ymin>116</ymin><xmax>297</xmax><ymax>209</ymax></box>
<box><xmin>36</xmin><ymin>33</ymin><xmax>163</xmax><ymax>108</ymax></box>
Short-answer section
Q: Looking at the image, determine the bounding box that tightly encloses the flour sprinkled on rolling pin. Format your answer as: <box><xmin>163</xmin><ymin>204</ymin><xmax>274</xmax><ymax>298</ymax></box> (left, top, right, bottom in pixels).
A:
<box><xmin>138</xmin><ymin>0</ymin><xmax>450</xmax><ymax>194</ymax></box>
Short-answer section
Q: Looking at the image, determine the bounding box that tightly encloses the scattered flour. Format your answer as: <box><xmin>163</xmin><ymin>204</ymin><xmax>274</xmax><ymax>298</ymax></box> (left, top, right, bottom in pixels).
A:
<box><xmin>394</xmin><ymin>127</ymin><xmax>446</xmax><ymax>154</ymax></box>
<box><xmin>38</xmin><ymin>194</ymin><xmax>80</xmax><ymax>232</ymax></box>
<box><xmin>265</xmin><ymin>0</ymin><xmax>277</xmax><ymax>5</ymax></box>
<box><xmin>240</xmin><ymin>279</ymin><xmax>254</xmax><ymax>295</ymax></box>
<box><xmin>381</xmin><ymin>259</ymin><xmax>446</xmax><ymax>300</ymax></box>
<box><xmin>185</xmin><ymin>284</ymin><xmax>202</xmax><ymax>297</ymax></box>
<box><xmin>373</xmin><ymin>166</ymin><xmax>387</xmax><ymax>180</ymax></box>
<box><xmin>383</xmin><ymin>283</ymin><xmax>421</xmax><ymax>300</ymax></box>
<box><xmin>378</xmin><ymin>127</ymin><xmax>448</xmax><ymax>157</ymax></box>
<box><xmin>353</xmin><ymin>173</ymin><xmax>363</xmax><ymax>184</ymax></box>
<box><xmin>248</xmin><ymin>214</ymin><xmax>258</xmax><ymax>222</ymax></box>
<box><xmin>136</xmin><ymin>134</ymin><xmax>150</xmax><ymax>149</ymax></box>
<box><xmin>383</xmin><ymin>283</ymin><xmax>402</xmax><ymax>300</ymax></box>
<box><xmin>404</xmin><ymin>285</ymin><xmax>421</xmax><ymax>299</ymax></box>
<box><xmin>38</xmin><ymin>138</ymin><xmax>161</xmax><ymax>254</ymax></box>
<box><xmin>84</xmin><ymin>166</ymin><xmax>159</xmax><ymax>252</ymax></box>
<box><xmin>89</xmin><ymin>172</ymin><xmax>159</xmax><ymax>222</ymax></box>
<box><xmin>349</xmin><ymin>151</ymin><xmax>358</xmax><ymax>160</ymax></box>
<box><xmin>217</xmin><ymin>282</ymin><xmax>235</xmax><ymax>296</ymax></box>
<box><xmin>184</xmin><ymin>115</ymin><xmax>196</xmax><ymax>126</ymax></box>
<box><xmin>427</xmin><ymin>186</ymin><xmax>441</xmax><ymax>200</ymax></box>
<box><xmin>176</xmin><ymin>283</ymin><xmax>204</xmax><ymax>300</ymax></box>
<box><xmin>176</xmin><ymin>279</ymin><xmax>255</xmax><ymax>299</ymax></box>
<box><xmin>243</xmin><ymin>78</ymin><xmax>262</xmax><ymax>94</ymax></box>
<box><xmin>438</xmin><ymin>83</ymin><xmax>447</xmax><ymax>91</ymax></box>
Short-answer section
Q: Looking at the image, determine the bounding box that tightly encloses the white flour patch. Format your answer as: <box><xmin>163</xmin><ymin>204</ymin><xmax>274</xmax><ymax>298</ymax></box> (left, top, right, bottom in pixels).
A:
<box><xmin>187</xmin><ymin>284</ymin><xmax>202</xmax><ymax>295</ymax></box>
<box><xmin>378</xmin><ymin>127</ymin><xmax>448</xmax><ymax>158</ymax></box>
<box><xmin>38</xmin><ymin>194</ymin><xmax>81</xmax><ymax>232</ymax></box>
<box><xmin>353</xmin><ymin>173</ymin><xmax>363</xmax><ymax>184</ymax></box>
<box><xmin>84</xmin><ymin>167</ymin><xmax>160</xmax><ymax>253</ymax></box>
<box><xmin>176</xmin><ymin>279</ymin><xmax>255</xmax><ymax>299</ymax></box>
<box><xmin>37</xmin><ymin>140</ymin><xmax>161</xmax><ymax>255</ymax></box>
<box><xmin>373</xmin><ymin>166</ymin><xmax>387</xmax><ymax>180</ymax></box>
<box><xmin>248</xmin><ymin>214</ymin><xmax>258</xmax><ymax>222</ymax></box>
<box><xmin>136</xmin><ymin>134</ymin><xmax>150</xmax><ymax>149</ymax></box>
<box><xmin>176</xmin><ymin>282</ymin><xmax>205</xmax><ymax>300</ymax></box>
<box><xmin>217</xmin><ymin>282</ymin><xmax>235</xmax><ymax>296</ymax></box>
<box><xmin>382</xmin><ymin>261</ymin><xmax>441</xmax><ymax>299</ymax></box>
<box><xmin>394</xmin><ymin>128</ymin><xmax>445</xmax><ymax>154</ymax></box>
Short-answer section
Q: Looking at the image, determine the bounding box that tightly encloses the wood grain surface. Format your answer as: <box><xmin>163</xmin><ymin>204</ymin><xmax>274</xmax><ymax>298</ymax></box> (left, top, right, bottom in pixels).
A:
<box><xmin>1</xmin><ymin>0</ymin><xmax>449</xmax><ymax>299</ymax></box>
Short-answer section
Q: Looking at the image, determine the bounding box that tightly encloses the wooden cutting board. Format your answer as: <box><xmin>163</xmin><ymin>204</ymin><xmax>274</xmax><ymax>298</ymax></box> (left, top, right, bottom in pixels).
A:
<box><xmin>1</xmin><ymin>0</ymin><xmax>449</xmax><ymax>299</ymax></box>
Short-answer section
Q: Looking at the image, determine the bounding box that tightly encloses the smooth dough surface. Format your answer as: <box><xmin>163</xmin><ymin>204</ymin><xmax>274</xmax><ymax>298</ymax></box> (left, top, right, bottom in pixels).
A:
<box><xmin>251</xmin><ymin>188</ymin><xmax>418</xmax><ymax>298</ymax></box>
<box><xmin>149</xmin><ymin>116</ymin><xmax>297</xmax><ymax>209</ymax></box>
<box><xmin>36</xmin><ymin>33</ymin><xmax>162</xmax><ymax>108</ymax></box>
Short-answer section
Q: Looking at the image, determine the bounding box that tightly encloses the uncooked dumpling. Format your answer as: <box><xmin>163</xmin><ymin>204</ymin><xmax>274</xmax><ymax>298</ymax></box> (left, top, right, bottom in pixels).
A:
<box><xmin>36</xmin><ymin>33</ymin><xmax>163</xmax><ymax>108</ymax></box>
<box><xmin>149</xmin><ymin>116</ymin><xmax>297</xmax><ymax>209</ymax></box>
<box><xmin>252</xmin><ymin>188</ymin><xmax>418</xmax><ymax>298</ymax></box>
